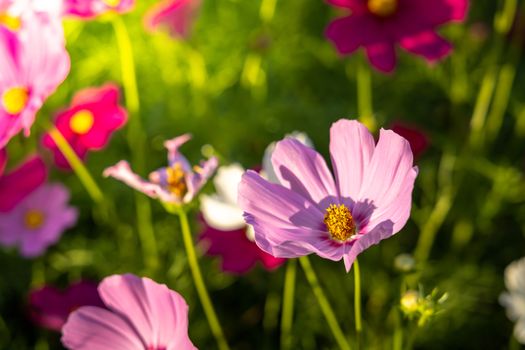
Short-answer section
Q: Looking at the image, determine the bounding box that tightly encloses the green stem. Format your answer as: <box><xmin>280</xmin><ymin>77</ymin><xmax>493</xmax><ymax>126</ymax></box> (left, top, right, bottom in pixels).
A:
<box><xmin>280</xmin><ymin>259</ymin><xmax>297</xmax><ymax>350</ymax></box>
<box><xmin>47</xmin><ymin>127</ymin><xmax>104</xmax><ymax>203</ymax></box>
<box><xmin>111</xmin><ymin>16</ymin><xmax>158</xmax><ymax>272</ymax></box>
<box><xmin>299</xmin><ymin>256</ymin><xmax>351</xmax><ymax>350</ymax></box>
<box><xmin>353</xmin><ymin>259</ymin><xmax>362</xmax><ymax>348</ymax></box>
<box><xmin>176</xmin><ymin>208</ymin><xmax>230</xmax><ymax>350</ymax></box>
<box><xmin>356</xmin><ymin>57</ymin><xmax>376</xmax><ymax>132</ymax></box>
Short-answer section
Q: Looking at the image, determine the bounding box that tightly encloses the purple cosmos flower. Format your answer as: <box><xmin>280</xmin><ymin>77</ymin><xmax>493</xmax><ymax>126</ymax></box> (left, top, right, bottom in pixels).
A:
<box><xmin>238</xmin><ymin>119</ymin><xmax>418</xmax><ymax>272</ymax></box>
<box><xmin>104</xmin><ymin>134</ymin><xmax>218</xmax><ymax>205</ymax></box>
<box><xmin>0</xmin><ymin>154</ymin><xmax>47</xmax><ymax>212</ymax></box>
<box><xmin>325</xmin><ymin>0</ymin><xmax>469</xmax><ymax>73</ymax></box>
<box><xmin>0</xmin><ymin>183</ymin><xmax>77</xmax><ymax>257</ymax></box>
<box><xmin>61</xmin><ymin>274</ymin><xmax>197</xmax><ymax>350</ymax></box>
<box><xmin>29</xmin><ymin>281</ymin><xmax>105</xmax><ymax>332</ymax></box>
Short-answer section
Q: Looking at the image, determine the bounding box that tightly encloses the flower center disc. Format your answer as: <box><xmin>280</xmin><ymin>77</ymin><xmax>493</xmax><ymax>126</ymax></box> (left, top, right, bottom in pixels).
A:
<box><xmin>324</xmin><ymin>204</ymin><xmax>356</xmax><ymax>242</ymax></box>
<box><xmin>368</xmin><ymin>0</ymin><xmax>398</xmax><ymax>17</ymax></box>
<box><xmin>70</xmin><ymin>110</ymin><xmax>95</xmax><ymax>135</ymax></box>
<box><xmin>2</xmin><ymin>87</ymin><xmax>28</xmax><ymax>115</ymax></box>
<box><xmin>24</xmin><ymin>209</ymin><xmax>45</xmax><ymax>230</ymax></box>
<box><xmin>166</xmin><ymin>163</ymin><xmax>187</xmax><ymax>198</ymax></box>
<box><xmin>101</xmin><ymin>0</ymin><xmax>121</xmax><ymax>7</ymax></box>
<box><xmin>0</xmin><ymin>13</ymin><xmax>21</xmax><ymax>31</ymax></box>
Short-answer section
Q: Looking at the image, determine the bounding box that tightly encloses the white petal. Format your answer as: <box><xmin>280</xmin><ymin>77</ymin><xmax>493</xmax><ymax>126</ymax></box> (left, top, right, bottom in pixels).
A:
<box><xmin>213</xmin><ymin>163</ymin><xmax>245</xmax><ymax>206</ymax></box>
<box><xmin>200</xmin><ymin>194</ymin><xmax>245</xmax><ymax>230</ymax></box>
<box><xmin>505</xmin><ymin>257</ymin><xmax>525</xmax><ymax>292</ymax></box>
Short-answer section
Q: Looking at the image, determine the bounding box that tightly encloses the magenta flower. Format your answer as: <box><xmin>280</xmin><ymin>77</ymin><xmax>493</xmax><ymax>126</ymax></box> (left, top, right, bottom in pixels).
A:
<box><xmin>0</xmin><ymin>148</ymin><xmax>7</xmax><ymax>175</ymax></box>
<box><xmin>104</xmin><ymin>134</ymin><xmax>218</xmax><ymax>205</ymax></box>
<box><xmin>391</xmin><ymin>121</ymin><xmax>429</xmax><ymax>158</ymax></box>
<box><xmin>62</xmin><ymin>0</ymin><xmax>134</xmax><ymax>19</ymax></box>
<box><xmin>61</xmin><ymin>274</ymin><xmax>197</xmax><ymax>350</ymax></box>
<box><xmin>0</xmin><ymin>154</ymin><xmax>47</xmax><ymax>212</ymax></box>
<box><xmin>42</xmin><ymin>84</ymin><xmax>128</xmax><ymax>170</ymax></box>
<box><xmin>0</xmin><ymin>7</ymin><xmax>70</xmax><ymax>148</ymax></box>
<box><xmin>144</xmin><ymin>0</ymin><xmax>201</xmax><ymax>39</ymax></box>
<box><xmin>29</xmin><ymin>281</ymin><xmax>105</xmax><ymax>332</ymax></box>
<box><xmin>0</xmin><ymin>183</ymin><xmax>77</xmax><ymax>257</ymax></box>
<box><xmin>238</xmin><ymin>119</ymin><xmax>418</xmax><ymax>272</ymax></box>
<box><xmin>325</xmin><ymin>0</ymin><xmax>469</xmax><ymax>72</ymax></box>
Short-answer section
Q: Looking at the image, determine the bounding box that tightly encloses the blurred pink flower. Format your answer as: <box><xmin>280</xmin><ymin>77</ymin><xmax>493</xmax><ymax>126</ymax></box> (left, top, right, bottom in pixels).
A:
<box><xmin>144</xmin><ymin>0</ymin><xmax>201</xmax><ymax>39</ymax></box>
<box><xmin>105</xmin><ymin>134</ymin><xmax>217</xmax><ymax>205</ymax></box>
<box><xmin>325</xmin><ymin>0</ymin><xmax>469</xmax><ymax>73</ymax></box>
<box><xmin>238</xmin><ymin>119</ymin><xmax>418</xmax><ymax>272</ymax></box>
<box><xmin>42</xmin><ymin>84</ymin><xmax>128</xmax><ymax>170</ymax></box>
<box><xmin>390</xmin><ymin>122</ymin><xmax>429</xmax><ymax>158</ymax></box>
<box><xmin>0</xmin><ymin>7</ymin><xmax>70</xmax><ymax>148</ymax></box>
<box><xmin>29</xmin><ymin>281</ymin><xmax>105</xmax><ymax>332</ymax></box>
<box><xmin>63</xmin><ymin>0</ymin><xmax>134</xmax><ymax>19</ymax></box>
<box><xmin>0</xmin><ymin>155</ymin><xmax>47</xmax><ymax>212</ymax></box>
<box><xmin>61</xmin><ymin>274</ymin><xmax>197</xmax><ymax>350</ymax></box>
<box><xmin>0</xmin><ymin>148</ymin><xmax>6</xmax><ymax>174</ymax></box>
<box><xmin>0</xmin><ymin>183</ymin><xmax>77</xmax><ymax>257</ymax></box>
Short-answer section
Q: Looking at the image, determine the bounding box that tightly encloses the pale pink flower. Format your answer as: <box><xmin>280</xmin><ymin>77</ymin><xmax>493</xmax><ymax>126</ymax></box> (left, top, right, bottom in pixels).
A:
<box><xmin>63</xmin><ymin>0</ymin><xmax>134</xmax><ymax>19</ymax></box>
<box><xmin>61</xmin><ymin>274</ymin><xmax>197</xmax><ymax>350</ymax></box>
<box><xmin>144</xmin><ymin>0</ymin><xmax>201</xmax><ymax>39</ymax></box>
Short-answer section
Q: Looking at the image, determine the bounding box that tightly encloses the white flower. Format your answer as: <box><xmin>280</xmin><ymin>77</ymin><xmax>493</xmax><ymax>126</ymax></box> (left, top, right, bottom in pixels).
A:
<box><xmin>500</xmin><ymin>256</ymin><xmax>525</xmax><ymax>344</ymax></box>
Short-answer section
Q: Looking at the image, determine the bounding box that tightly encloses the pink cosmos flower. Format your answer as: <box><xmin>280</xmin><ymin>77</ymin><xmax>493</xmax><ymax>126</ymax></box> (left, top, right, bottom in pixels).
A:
<box><xmin>325</xmin><ymin>0</ymin><xmax>469</xmax><ymax>72</ymax></box>
<box><xmin>238</xmin><ymin>119</ymin><xmax>418</xmax><ymax>272</ymax></box>
<box><xmin>0</xmin><ymin>7</ymin><xmax>70</xmax><ymax>148</ymax></box>
<box><xmin>42</xmin><ymin>84</ymin><xmax>128</xmax><ymax>170</ymax></box>
<box><xmin>62</xmin><ymin>0</ymin><xmax>134</xmax><ymax>19</ymax></box>
<box><xmin>29</xmin><ymin>281</ymin><xmax>105</xmax><ymax>332</ymax></box>
<box><xmin>390</xmin><ymin>122</ymin><xmax>429</xmax><ymax>158</ymax></box>
<box><xmin>104</xmin><ymin>134</ymin><xmax>218</xmax><ymax>205</ymax></box>
<box><xmin>0</xmin><ymin>183</ymin><xmax>77</xmax><ymax>257</ymax></box>
<box><xmin>144</xmin><ymin>0</ymin><xmax>201</xmax><ymax>39</ymax></box>
<box><xmin>0</xmin><ymin>148</ymin><xmax>7</xmax><ymax>175</ymax></box>
<box><xmin>0</xmin><ymin>154</ymin><xmax>47</xmax><ymax>212</ymax></box>
<box><xmin>61</xmin><ymin>274</ymin><xmax>197</xmax><ymax>350</ymax></box>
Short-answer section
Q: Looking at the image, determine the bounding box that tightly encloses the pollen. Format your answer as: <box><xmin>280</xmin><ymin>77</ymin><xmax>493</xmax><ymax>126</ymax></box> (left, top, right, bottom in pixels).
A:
<box><xmin>24</xmin><ymin>209</ymin><xmax>45</xmax><ymax>230</ymax></box>
<box><xmin>70</xmin><ymin>110</ymin><xmax>95</xmax><ymax>135</ymax></box>
<box><xmin>2</xmin><ymin>87</ymin><xmax>29</xmax><ymax>115</ymax></box>
<box><xmin>368</xmin><ymin>0</ymin><xmax>398</xmax><ymax>17</ymax></box>
<box><xmin>0</xmin><ymin>13</ymin><xmax>21</xmax><ymax>31</ymax></box>
<box><xmin>324</xmin><ymin>204</ymin><xmax>356</xmax><ymax>242</ymax></box>
<box><xmin>101</xmin><ymin>0</ymin><xmax>121</xmax><ymax>7</ymax></box>
<box><xmin>166</xmin><ymin>163</ymin><xmax>187</xmax><ymax>198</ymax></box>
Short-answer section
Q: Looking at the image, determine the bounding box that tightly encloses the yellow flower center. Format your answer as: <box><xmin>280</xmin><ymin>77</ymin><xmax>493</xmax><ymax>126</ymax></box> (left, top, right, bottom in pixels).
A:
<box><xmin>69</xmin><ymin>110</ymin><xmax>95</xmax><ymax>135</ymax></box>
<box><xmin>324</xmin><ymin>204</ymin><xmax>356</xmax><ymax>242</ymax></box>
<box><xmin>101</xmin><ymin>0</ymin><xmax>121</xmax><ymax>7</ymax></box>
<box><xmin>2</xmin><ymin>87</ymin><xmax>29</xmax><ymax>115</ymax></box>
<box><xmin>0</xmin><ymin>13</ymin><xmax>21</xmax><ymax>31</ymax></box>
<box><xmin>368</xmin><ymin>0</ymin><xmax>398</xmax><ymax>17</ymax></box>
<box><xmin>24</xmin><ymin>209</ymin><xmax>45</xmax><ymax>230</ymax></box>
<box><xmin>166</xmin><ymin>163</ymin><xmax>187</xmax><ymax>198</ymax></box>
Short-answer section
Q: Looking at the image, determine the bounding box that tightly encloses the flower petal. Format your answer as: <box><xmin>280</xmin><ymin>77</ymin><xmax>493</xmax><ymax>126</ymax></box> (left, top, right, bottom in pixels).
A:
<box><xmin>325</xmin><ymin>15</ymin><xmax>365</xmax><ymax>55</ymax></box>
<box><xmin>0</xmin><ymin>148</ymin><xmax>6</xmax><ymax>175</ymax></box>
<box><xmin>329</xmin><ymin>119</ymin><xmax>375</xmax><ymax>200</ymax></box>
<box><xmin>184</xmin><ymin>156</ymin><xmax>218</xmax><ymax>203</ymax></box>
<box><xmin>365</xmin><ymin>42</ymin><xmax>396</xmax><ymax>73</ymax></box>
<box><xmin>271</xmin><ymin>138</ymin><xmax>336</xmax><ymax>204</ymax></box>
<box><xmin>200</xmin><ymin>194</ymin><xmax>245</xmax><ymax>230</ymax></box>
<box><xmin>400</xmin><ymin>31</ymin><xmax>452</xmax><ymax>62</ymax></box>
<box><xmin>213</xmin><ymin>163</ymin><xmax>244</xmax><ymax>206</ymax></box>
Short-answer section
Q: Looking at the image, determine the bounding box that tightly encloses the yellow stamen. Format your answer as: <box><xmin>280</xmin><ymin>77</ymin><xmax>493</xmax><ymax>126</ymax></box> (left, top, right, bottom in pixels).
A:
<box><xmin>2</xmin><ymin>87</ymin><xmax>29</xmax><ymax>115</ymax></box>
<box><xmin>24</xmin><ymin>209</ymin><xmax>45</xmax><ymax>230</ymax></box>
<box><xmin>166</xmin><ymin>163</ymin><xmax>187</xmax><ymax>198</ymax></box>
<box><xmin>69</xmin><ymin>110</ymin><xmax>95</xmax><ymax>135</ymax></box>
<box><xmin>324</xmin><ymin>204</ymin><xmax>356</xmax><ymax>242</ymax></box>
<box><xmin>0</xmin><ymin>13</ymin><xmax>21</xmax><ymax>31</ymax></box>
<box><xmin>101</xmin><ymin>0</ymin><xmax>121</xmax><ymax>7</ymax></box>
<box><xmin>368</xmin><ymin>0</ymin><xmax>398</xmax><ymax>17</ymax></box>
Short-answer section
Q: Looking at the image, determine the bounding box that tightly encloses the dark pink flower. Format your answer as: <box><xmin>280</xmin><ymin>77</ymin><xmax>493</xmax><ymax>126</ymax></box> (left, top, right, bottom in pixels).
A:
<box><xmin>61</xmin><ymin>274</ymin><xmax>197</xmax><ymax>350</ymax></box>
<box><xmin>62</xmin><ymin>0</ymin><xmax>134</xmax><ymax>19</ymax></box>
<box><xmin>144</xmin><ymin>0</ymin><xmax>201</xmax><ymax>39</ymax></box>
<box><xmin>325</xmin><ymin>0</ymin><xmax>469</xmax><ymax>72</ymax></box>
<box><xmin>0</xmin><ymin>183</ymin><xmax>77</xmax><ymax>257</ymax></box>
<box><xmin>0</xmin><ymin>155</ymin><xmax>47</xmax><ymax>212</ymax></box>
<box><xmin>42</xmin><ymin>84</ymin><xmax>127</xmax><ymax>170</ymax></box>
<box><xmin>0</xmin><ymin>148</ymin><xmax>6</xmax><ymax>175</ymax></box>
<box><xmin>390</xmin><ymin>122</ymin><xmax>429</xmax><ymax>158</ymax></box>
<box><xmin>29</xmin><ymin>281</ymin><xmax>105</xmax><ymax>332</ymax></box>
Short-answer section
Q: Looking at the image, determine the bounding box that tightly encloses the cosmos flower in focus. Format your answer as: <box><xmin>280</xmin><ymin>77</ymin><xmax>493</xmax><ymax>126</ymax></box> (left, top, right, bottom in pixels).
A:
<box><xmin>0</xmin><ymin>7</ymin><xmax>70</xmax><ymax>148</ymax></box>
<box><xmin>325</xmin><ymin>0</ymin><xmax>469</xmax><ymax>72</ymax></box>
<box><xmin>29</xmin><ymin>281</ymin><xmax>105</xmax><ymax>332</ymax></box>
<box><xmin>62</xmin><ymin>0</ymin><xmax>134</xmax><ymax>19</ymax></box>
<box><xmin>144</xmin><ymin>0</ymin><xmax>201</xmax><ymax>39</ymax></box>
<box><xmin>0</xmin><ymin>183</ymin><xmax>77</xmax><ymax>257</ymax></box>
<box><xmin>61</xmin><ymin>274</ymin><xmax>197</xmax><ymax>350</ymax></box>
<box><xmin>238</xmin><ymin>119</ymin><xmax>418</xmax><ymax>272</ymax></box>
<box><xmin>390</xmin><ymin>121</ymin><xmax>429</xmax><ymax>159</ymax></box>
<box><xmin>104</xmin><ymin>134</ymin><xmax>217</xmax><ymax>205</ymax></box>
<box><xmin>500</xmin><ymin>257</ymin><xmax>525</xmax><ymax>344</ymax></box>
<box><xmin>42</xmin><ymin>84</ymin><xmax>128</xmax><ymax>170</ymax></box>
<box><xmin>0</xmin><ymin>154</ymin><xmax>47</xmax><ymax>212</ymax></box>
